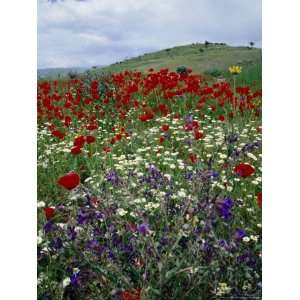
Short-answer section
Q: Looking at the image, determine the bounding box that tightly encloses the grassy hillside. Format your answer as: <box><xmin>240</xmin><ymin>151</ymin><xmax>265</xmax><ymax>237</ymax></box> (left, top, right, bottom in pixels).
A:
<box><xmin>39</xmin><ymin>43</ymin><xmax>262</xmax><ymax>88</ymax></box>
<box><xmin>91</xmin><ymin>43</ymin><xmax>261</xmax><ymax>86</ymax></box>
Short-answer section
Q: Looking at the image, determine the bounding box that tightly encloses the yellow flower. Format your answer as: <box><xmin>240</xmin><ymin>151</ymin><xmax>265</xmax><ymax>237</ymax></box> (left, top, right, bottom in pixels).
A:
<box><xmin>229</xmin><ymin>65</ymin><xmax>242</xmax><ymax>75</ymax></box>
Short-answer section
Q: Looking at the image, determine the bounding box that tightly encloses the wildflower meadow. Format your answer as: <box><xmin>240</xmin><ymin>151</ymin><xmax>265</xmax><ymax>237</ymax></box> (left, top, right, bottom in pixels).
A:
<box><xmin>37</xmin><ymin>67</ymin><xmax>262</xmax><ymax>299</ymax></box>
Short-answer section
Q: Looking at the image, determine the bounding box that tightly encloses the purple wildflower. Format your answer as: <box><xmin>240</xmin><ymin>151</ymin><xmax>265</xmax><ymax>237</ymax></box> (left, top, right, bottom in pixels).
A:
<box><xmin>185</xmin><ymin>114</ymin><xmax>193</xmax><ymax>123</ymax></box>
<box><xmin>234</xmin><ymin>228</ymin><xmax>247</xmax><ymax>240</ymax></box>
<box><xmin>43</xmin><ymin>221</ymin><xmax>56</xmax><ymax>233</ymax></box>
<box><xmin>137</xmin><ymin>223</ymin><xmax>150</xmax><ymax>236</ymax></box>
<box><xmin>49</xmin><ymin>237</ymin><xmax>63</xmax><ymax>250</ymax></box>
<box><xmin>66</xmin><ymin>226</ymin><xmax>77</xmax><ymax>240</ymax></box>
<box><xmin>70</xmin><ymin>272</ymin><xmax>80</xmax><ymax>286</ymax></box>
<box><xmin>106</xmin><ymin>170</ymin><xmax>121</xmax><ymax>185</ymax></box>
<box><xmin>217</xmin><ymin>197</ymin><xmax>234</xmax><ymax>220</ymax></box>
<box><xmin>76</xmin><ymin>208</ymin><xmax>87</xmax><ymax>225</ymax></box>
<box><xmin>225</xmin><ymin>133</ymin><xmax>239</xmax><ymax>144</ymax></box>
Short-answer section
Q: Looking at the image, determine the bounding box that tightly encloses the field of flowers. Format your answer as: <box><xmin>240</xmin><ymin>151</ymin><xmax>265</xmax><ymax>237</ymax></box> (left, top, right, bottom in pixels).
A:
<box><xmin>37</xmin><ymin>67</ymin><xmax>262</xmax><ymax>300</ymax></box>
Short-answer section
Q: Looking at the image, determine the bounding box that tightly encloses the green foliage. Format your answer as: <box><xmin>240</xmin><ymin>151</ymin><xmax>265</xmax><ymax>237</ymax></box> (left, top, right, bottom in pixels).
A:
<box><xmin>204</xmin><ymin>69</ymin><xmax>223</xmax><ymax>77</ymax></box>
<box><xmin>224</xmin><ymin>60</ymin><xmax>262</xmax><ymax>88</ymax></box>
<box><xmin>236</xmin><ymin>61</ymin><xmax>262</xmax><ymax>88</ymax></box>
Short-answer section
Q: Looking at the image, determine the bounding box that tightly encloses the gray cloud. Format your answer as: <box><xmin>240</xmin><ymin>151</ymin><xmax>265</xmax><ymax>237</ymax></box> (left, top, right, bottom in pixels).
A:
<box><xmin>38</xmin><ymin>0</ymin><xmax>261</xmax><ymax>68</ymax></box>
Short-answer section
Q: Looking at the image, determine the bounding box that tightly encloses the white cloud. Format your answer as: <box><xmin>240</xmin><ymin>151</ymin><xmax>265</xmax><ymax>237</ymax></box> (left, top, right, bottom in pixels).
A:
<box><xmin>38</xmin><ymin>0</ymin><xmax>261</xmax><ymax>68</ymax></box>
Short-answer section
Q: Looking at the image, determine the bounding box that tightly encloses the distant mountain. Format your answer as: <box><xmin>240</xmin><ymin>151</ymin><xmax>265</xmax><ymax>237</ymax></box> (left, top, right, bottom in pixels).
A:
<box><xmin>37</xmin><ymin>67</ymin><xmax>90</xmax><ymax>79</ymax></box>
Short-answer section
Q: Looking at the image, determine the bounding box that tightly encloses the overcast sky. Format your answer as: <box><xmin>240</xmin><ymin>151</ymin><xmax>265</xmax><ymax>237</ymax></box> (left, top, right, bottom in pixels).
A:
<box><xmin>38</xmin><ymin>0</ymin><xmax>261</xmax><ymax>69</ymax></box>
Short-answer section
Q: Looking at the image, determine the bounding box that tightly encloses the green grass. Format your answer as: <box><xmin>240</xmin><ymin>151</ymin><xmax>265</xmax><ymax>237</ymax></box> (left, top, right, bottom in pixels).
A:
<box><xmin>235</xmin><ymin>60</ymin><xmax>262</xmax><ymax>88</ymax></box>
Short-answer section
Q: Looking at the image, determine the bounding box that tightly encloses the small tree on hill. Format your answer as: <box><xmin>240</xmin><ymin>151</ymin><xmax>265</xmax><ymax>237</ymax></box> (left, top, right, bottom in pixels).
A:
<box><xmin>176</xmin><ymin>66</ymin><xmax>188</xmax><ymax>75</ymax></box>
<box><xmin>68</xmin><ymin>71</ymin><xmax>78</xmax><ymax>79</ymax></box>
<box><xmin>204</xmin><ymin>41</ymin><xmax>211</xmax><ymax>47</ymax></box>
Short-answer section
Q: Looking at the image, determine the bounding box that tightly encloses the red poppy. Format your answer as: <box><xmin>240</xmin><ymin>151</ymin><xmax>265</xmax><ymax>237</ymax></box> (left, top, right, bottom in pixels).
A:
<box><xmin>174</xmin><ymin>112</ymin><xmax>180</xmax><ymax>119</ymax></box>
<box><xmin>158</xmin><ymin>103</ymin><xmax>168</xmax><ymax>115</ymax></box>
<box><xmin>64</xmin><ymin>101</ymin><xmax>72</xmax><ymax>109</ymax></box>
<box><xmin>161</xmin><ymin>124</ymin><xmax>169</xmax><ymax>132</ymax></box>
<box><xmin>194</xmin><ymin>130</ymin><xmax>204</xmax><ymax>140</ymax></box>
<box><xmin>44</xmin><ymin>207</ymin><xmax>55</xmax><ymax>220</ymax></box>
<box><xmin>184</xmin><ymin>123</ymin><xmax>194</xmax><ymax>131</ymax></box>
<box><xmin>115</xmin><ymin>134</ymin><xmax>122</xmax><ymax>141</ymax></box>
<box><xmin>57</xmin><ymin>172</ymin><xmax>80</xmax><ymax>190</ymax></box>
<box><xmin>257</xmin><ymin>192</ymin><xmax>262</xmax><ymax>208</ymax></box>
<box><xmin>127</xmin><ymin>222</ymin><xmax>137</xmax><ymax>233</ymax></box>
<box><xmin>52</xmin><ymin>130</ymin><xmax>65</xmax><ymax>140</ymax></box>
<box><xmin>139</xmin><ymin>112</ymin><xmax>154</xmax><ymax>122</ymax></box>
<box><xmin>86</xmin><ymin>123</ymin><xmax>98</xmax><ymax>130</ymax></box>
<box><xmin>159</xmin><ymin>136</ymin><xmax>165</xmax><ymax>144</ymax></box>
<box><xmin>89</xmin><ymin>196</ymin><xmax>100</xmax><ymax>208</ymax></box>
<box><xmin>84</xmin><ymin>98</ymin><xmax>92</xmax><ymax>105</ymax></box>
<box><xmin>71</xmin><ymin>145</ymin><xmax>82</xmax><ymax>155</ymax></box>
<box><xmin>64</xmin><ymin>116</ymin><xmax>72</xmax><ymax>127</ymax></box>
<box><xmin>218</xmin><ymin>115</ymin><xmax>225</xmax><ymax>122</ymax></box>
<box><xmin>86</xmin><ymin>135</ymin><xmax>96</xmax><ymax>144</ymax></box>
<box><xmin>121</xmin><ymin>289</ymin><xmax>141</xmax><ymax>300</ymax></box>
<box><xmin>103</xmin><ymin>146</ymin><xmax>111</xmax><ymax>153</ymax></box>
<box><xmin>223</xmin><ymin>163</ymin><xmax>229</xmax><ymax>169</ymax></box>
<box><xmin>139</xmin><ymin>114</ymin><xmax>148</xmax><ymax>122</ymax></box>
<box><xmin>47</xmin><ymin>124</ymin><xmax>55</xmax><ymax>131</ymax></box>
<box><xmin>74</xmin><ymin>136</ymin><xmax>85</xmax><ymax>148</ymax></box>
<box><xmin>192</xmin><ymin>120</ymin><xmax>199</xmax><ymax>129</ymax></box>
<box><xmin>189</xmin><ymin>153</ymin><xmax>198</xmax><ymax>163</ymax></box>
<box><xmin>234</xmin><ymin>163</ymin><xmax>255</xmax><ymax>177</ymax></box>
<box><xmin>103</xmin><ymin>98</ymin><xmax>110</xmax><ymax>104</ymax></box>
